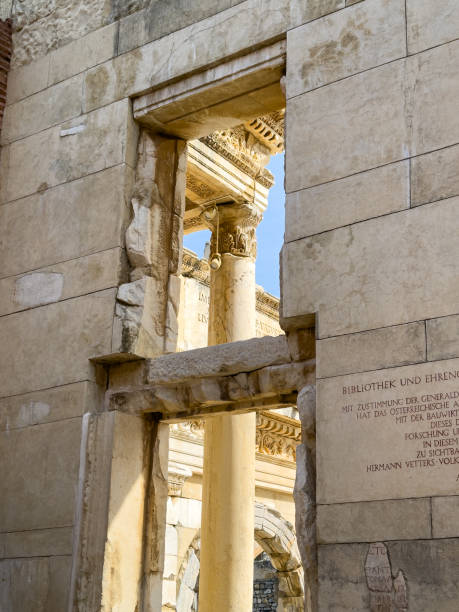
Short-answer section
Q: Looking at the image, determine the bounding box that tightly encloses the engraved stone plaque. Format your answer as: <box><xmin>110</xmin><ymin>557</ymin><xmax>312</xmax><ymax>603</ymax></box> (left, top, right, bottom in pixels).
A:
<box><xmin>317</xmin><ymin>359</ymin><xmax>459</xmax><ymax>503</ymax></box>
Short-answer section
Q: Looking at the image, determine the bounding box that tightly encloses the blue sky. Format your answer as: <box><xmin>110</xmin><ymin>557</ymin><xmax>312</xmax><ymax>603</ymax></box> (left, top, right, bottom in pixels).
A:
<box><xmin>183</xmin><ymin>152</ymin><xmax>285</xmax><ymax>297</ymax></box>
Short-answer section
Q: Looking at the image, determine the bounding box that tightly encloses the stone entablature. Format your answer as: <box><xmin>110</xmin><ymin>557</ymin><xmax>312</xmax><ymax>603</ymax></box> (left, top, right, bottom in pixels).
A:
<box><xmin>184</xmin><ymin>111</ymin><xmax>284</xmax><ymax>233</ymax></box>
<box><xmin>170</xmin><ymin>409</ymin><xmax>300</xmax><ymax>465</ymax></box>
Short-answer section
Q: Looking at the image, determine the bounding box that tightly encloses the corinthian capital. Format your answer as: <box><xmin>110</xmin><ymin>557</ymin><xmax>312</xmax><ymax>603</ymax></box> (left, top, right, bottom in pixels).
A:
<box><xmin>201</xmin><ymin>202</ymin><xmax>262</xmax><ymax>260</ymax></box>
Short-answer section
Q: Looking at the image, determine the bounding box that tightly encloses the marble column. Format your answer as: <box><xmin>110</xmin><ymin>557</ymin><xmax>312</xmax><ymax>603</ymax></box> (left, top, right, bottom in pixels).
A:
<box><xmin>199</xmin><ymin>202</ymin><xmax>261</xmax><ymax>611</ymax></box>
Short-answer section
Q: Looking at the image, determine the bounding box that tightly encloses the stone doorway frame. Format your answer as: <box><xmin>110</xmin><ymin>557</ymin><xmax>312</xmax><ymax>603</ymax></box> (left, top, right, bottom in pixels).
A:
<box><xmin>71</xmin><ymin>40</ymin><xmax>317</xmax><ymax>612</ymax></box>
<box><xmin>104</xmin><ymin>333</ymin><xmax>316</xmax><ymax>611</ymax></box>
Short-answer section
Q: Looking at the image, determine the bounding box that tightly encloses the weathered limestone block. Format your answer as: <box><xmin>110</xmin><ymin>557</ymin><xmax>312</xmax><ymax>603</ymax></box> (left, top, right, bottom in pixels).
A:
<box><xmin>0</xmin><ymin>556</ymin><xmax>71</xmax><ymax>612</ymax></box>
<box><xmin>318</xmin><ymin>543</ymin><xmax>368</xmax><ymax>610</ymax></box>
<box><xmin>289</xmin><ymin>0</ymin><xmax>344</xmax><ymax>27</ymax></box>
<box><xmin>0</xmin><ymin>98</ymin><xmax>137</xmax><ymax>204</ymax></box>
<box><xmin>256</xmin><ymin>361</ymin><xmax>315</xmax><ymax>395</ymax></box>
<box><xmin>117</xmin><ymin>0</ymin><xmax>243</xmax><ymax>55</ymax></box>
<box><xmin>277</xmin><ymin>571</ymin><xmax>304</xmax><ymax>599</ymax></box>
<box><xmin>432</xmin><ymin>496</ymin><xmax>459</xmax><ymax>538</ymax></box>
<box><xmin>283</xmin><ymin>198</ymin><xmax>459</xmax><ymax>337</ymax></box>
<box><xmin>0</xmin><ymin>381</ymin><xmax>100</xmax><ymax>431</ymax></box>
<box><xmin>286</xmin><ymin>59</ymin><xmax>408</xmax><ymax>192</ymax></box>
<box><xmin>114</xmin><ymin>130</ymin><xmax>186</xmax><ymax>359</ymax></box>
<box><xmin>0</xmin><ymin>417</ymin><xmax>82</xmax><ymax>531</ymax></box>
<box><xmin>317</xmin><ymin>498</ymin><xmax>431</xmax><ymax>544</ymax></box>
<box><xmin>107</xmin><ymin>356</ymin><xmax>310</xmax><ymax>419</ymax></box>
<box><xmin>411</xmin><ymin>143</ymin><xmax>459</xmax><ymax>207</ymax></box>
<box><xmin>287</xmin><ymin>38</ymin><xmax>459</xmax><ymax>194</ymax></box>
<box><xmin>427</xmin><ymin>314</ymin><xmax>459</xmax><ymax>361</ymax></box>
<box><xmin>125</xmin><ymin>200</ymin><xmax>152</xmax><ymax>269</ymax></box>
<box><xmin>91</xmin><ymin>414</ymin><xmax>168</xmax><ymax>612</ymax></box>
<box><xmin>0</xmin><ymin>526</ymin><xmax>73</xmax><ymax>559</ymax></box>
<box><xmin>164</xmin><ymin>274</ymin><xmax>182</xmax><ymax>354</ymax></box>
<box><xmin>294</xmin><ymin>386</ymin><xmax>317</xmax><ymax>612</ymax></box>
<box><xmin>286</xmin><ymin>328</ymin><xmax>316</xmax><ymax>362</ymax></box>
<box><xmin>319</xmin><ymin>539</ymin><xmax>459</xmax><ymax>611</ymax></box>
<box><xmin>0</xmin><ymin>165</ymin><xmax>133</xmax><ymax>276</ymax></box>
<box><xmin>0</xmin><ymin>248</ymin><xmax>125</xmax><ymax>316</ymax></box>
<box><xmin>1</xmin><ymin>73</ymin><xmax>83</xmax><ymax>143</ymax></box>
<box><xmin>176</xmin><ymin>583</ymin><xmax>195</xmax><ymax>612</ymax></box>
<box><xmin>6</xmin><ymin>54</ymin><xmax>49</xmax><ymax>104</ymax></box>
<box><xmin>407</xmin><ymin>0</ymin><xmax>459</xmax><ymax>54</ymax></box>
<box><xmin>317</xmin><ymin>357</ymin><xmax>459</xmax><ymax>504</ymax></box>
<box><xmin>285</xmin><ymin>161</ymin><xmax>409</xmax><ymax>242</ymax></box>
<box><xmin>113</xmin><ymin>277</ymin><xmax>165</xmax><ymax>357</ymax></box>
<box><xmin>164</xmin><ymin>525</ymin><xmax>178</xmax><ymax>566</ymax></box>
<box><xmin>316</xmin><ymin>322</ymin><xmax>426</xmax><ymax>379</ymax></box>
<box><xmin>99</xmin><ymin>412</ymin><xmax>146</xmax><ymax>611</ymax></box>
<box><xmin>365</xmin><ymin>542</ymin><xmax>407</xmax><ymax>611</ymax></box>
<box><xmin>48</xmin><ymin>22</ymin><xmax>117</xmax><ymax>85</ymax></box>
<box><xmin>143</xmin><ymin>422</ymin><xmax>170</xmax><ymax>609</ymax></box>
<box><xmin>0</xmin><ymin>289</ymin><xmax>116</xmax><ymax>397</ymax></box>
<box><xmin>410</xmin><ymin>38</ymin><xmax>459</xmax><ymax>156</ymax></box>
<box><xmin>287</xmin><ymin>0</ymin><xmax>406</xmax><ymax>98</ymax></box>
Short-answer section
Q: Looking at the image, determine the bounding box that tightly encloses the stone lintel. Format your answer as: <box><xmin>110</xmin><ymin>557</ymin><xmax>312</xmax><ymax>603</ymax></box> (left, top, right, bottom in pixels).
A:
<box><xmin>148</xmin><ymin>334</ymin><xmax>292</xmax><ymax>383</ymax></box>
<box><xmin>106</xmin><ymin>358</ymin><xmax>314</xmax><ymax>420</ymax></box>
<box><xmin>132</xmin><ymin>41</ymin><xmax>285</xmax><ymax>141</ymax></box>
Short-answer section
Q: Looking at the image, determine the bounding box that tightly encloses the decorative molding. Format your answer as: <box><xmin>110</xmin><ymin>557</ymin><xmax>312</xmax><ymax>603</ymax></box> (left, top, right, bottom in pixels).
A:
<box><xmin>182</xmin><ymin>249</ymin><xmax>210</xmax><ymax>284</ymax></box>
<box><xmin>256</xmin><ymin>287</ymin><xmax>279</xmax><ymax>319</ymax></box>
<box><xmin>186</xmin><ymin>174</ymin><xmax>217</xmax><ymax>200</ymax></box>
<box><xmin>170</xmin><ymin>410</ymin><xmax>299</xmax><ymax>463</ymax></box>
<box><xmin>199</xmin><ymin>111</ymin><xmax>284</xmax><ymax>189</ymax></box>
<box><xmin>168</xmin><ymin>463</ymin><xmax>193</xmax><ymax>497</ymax></box>
<box><xmin>256</xmin><ymin>411</ymin><xmax>301</xmax><ymax>462</ymax></box>
<box><xmin>244</xmin><ymin>110</ymin><xmax>284</xmax><ymax>155</ymax></box>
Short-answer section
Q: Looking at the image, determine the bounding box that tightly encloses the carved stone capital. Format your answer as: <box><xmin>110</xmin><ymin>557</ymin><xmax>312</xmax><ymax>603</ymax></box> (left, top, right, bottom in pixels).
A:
<box><xmin>201</xmin><ymin>202</ymin><xmax>262</xmax><ymax>259</ymax></box>
<box><xmin>168</xmin><ymin>463</ymin><xmax>193</xmax><ymax>497</ymax></box>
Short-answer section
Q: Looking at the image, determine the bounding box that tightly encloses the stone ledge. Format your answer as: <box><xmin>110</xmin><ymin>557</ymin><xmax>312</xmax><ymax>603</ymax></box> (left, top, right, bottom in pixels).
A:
<box><xmin>147</xmin><ymin>335</ymin><xmax>291</xmax><ymax>384</ymax></box>
<box><xmin>106</xmin><ymin>338</ymin><xmax>315</xmax><ymax>419</ymax></box>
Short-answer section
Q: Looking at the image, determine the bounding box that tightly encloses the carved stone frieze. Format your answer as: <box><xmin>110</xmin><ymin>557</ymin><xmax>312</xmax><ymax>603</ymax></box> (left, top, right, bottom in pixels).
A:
<box><xmin>200</xmin><ymin>127</ymin><xmax>274</xmax><ymax>189</ymax></box>
<box><xmin>199</xmin><ymin>110</ymin><xmax>284</xmax><ymax>186</ymax></box>
<box><xmin>170</xmin><ymin>410</ymin><xmax>300</xmax><ymax>463</ymax></box>
<box><xmin>186</xmin><ymin>174</ymin><xmax>217</xmax><ymax>200</ymax></box>
<box><xmin>244</xmin><ymin>110</ymin><xmax>285</xmax><ymax>155</ymax></box>
<box><xmin>255</xmin><ymin>288</ymin><xmax>279</xmax><ymax>320</ymax></box>
<box><xmin>185</xmin><ymin>110</ymin><xmax>284</xmax><ymax>221</ymax></box>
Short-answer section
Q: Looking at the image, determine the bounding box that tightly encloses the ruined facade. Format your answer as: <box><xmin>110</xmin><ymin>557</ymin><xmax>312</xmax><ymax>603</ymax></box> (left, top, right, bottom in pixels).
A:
<box><xmin>1</xmin><ymin>0</ymin><xmax>459</xmax><ymax>610</ymax></box>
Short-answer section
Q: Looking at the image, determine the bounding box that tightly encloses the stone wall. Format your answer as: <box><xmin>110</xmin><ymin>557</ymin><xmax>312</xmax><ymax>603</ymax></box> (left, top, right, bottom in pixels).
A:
<box><xmin>253</xmin><ymin>552</ymin><xmax>278</xmax><ymax>612</ymax></box>
<box><xmin>282</xmin><ymin>0</ymin><xmax>459</xmax><ymax>609</ymax></box>
<box><xmin>0</xmin><ymin>19</ymin><xmax>11</xmax><ymax>134</ymax></box>
<box><xmin>2</xmin><ymin>0</ymin><xmax>459</xmax><ymax>609</ymax></box>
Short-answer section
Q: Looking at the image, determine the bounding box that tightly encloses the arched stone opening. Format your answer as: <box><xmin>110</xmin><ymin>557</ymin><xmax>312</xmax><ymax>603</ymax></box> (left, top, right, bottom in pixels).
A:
<box><xmin>175</xmin><ymin>503</ymin><xmax>303</xmax><ymax>612</ymax></box>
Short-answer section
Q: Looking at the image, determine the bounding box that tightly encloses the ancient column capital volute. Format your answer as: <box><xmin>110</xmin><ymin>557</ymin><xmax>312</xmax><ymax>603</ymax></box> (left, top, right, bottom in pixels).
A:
<box><xmin>201</xmin><ymin>201</ymin><xmax>262</xmax><ymax>261</ymax></box>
